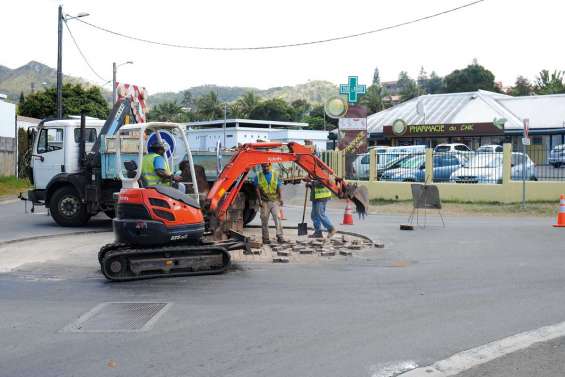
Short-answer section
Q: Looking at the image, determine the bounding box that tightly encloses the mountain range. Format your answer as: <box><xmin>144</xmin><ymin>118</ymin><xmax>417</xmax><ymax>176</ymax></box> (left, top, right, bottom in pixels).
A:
<box><xmin>0</xmin><ymin>61</ymin><xmax>88</xmax><ymax>101</ymax></box>
<box><xmin>0</xmin><ymin>61</ymin><xmax>339</xmax><ymax>106</ymax></box>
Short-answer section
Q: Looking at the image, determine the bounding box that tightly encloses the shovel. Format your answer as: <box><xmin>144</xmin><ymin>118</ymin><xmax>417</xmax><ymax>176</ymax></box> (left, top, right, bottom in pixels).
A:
<box><xmin>297</xmin><ymin>186</ymin><xmax>309</xmax><ymax>236</ymax></box>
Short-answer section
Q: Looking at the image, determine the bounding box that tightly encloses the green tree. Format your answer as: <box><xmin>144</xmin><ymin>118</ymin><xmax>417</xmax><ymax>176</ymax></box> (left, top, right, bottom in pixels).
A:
<box><xmin>18</xmin><ymin>91</ymin><xmax>25</xmax><ymax>106</ymax></box>
<box><xmin>18</xmin><ymin>83</ymin><xmax>109</xmax><ymax>119</ymax></box>
<box><xmin>235</xmin><ymin>91</ymin><xmax>261</xmax><ymax>118</ymax></box>
<box><xmin>444</xmin><ymin>63</ymin><xmax>498</xmax><ymax>93</ymax></box>
<box><xmin>535</xmin><ymin>70</ymin><xmax>565</xmax><ymax>94</ymax></box>
<box><xmin>147</xmin><ymin>101</ymin><xmax>191</xmax><ymax>122</ymax></box>
<box><xmin>426</xmin><ymin>72</ymin><xmax>444</xmax><ymax>94</ymax></box>
<box><xmin>248</xmin><ymin>98</ymin><xmax>294</xmax><ymax>122</ymax></box>
<box><xmin>290</xmin><ymin>99</ymin><xmax>311</xmax><ymax>122</ymax></box>
<box><xmin>361</xmin><ymin>84</ymin><xmax>386</xmax><ymax>114</ymax></box>
<box><xmin>195</xmin><ymin>91</ymin><xmax>223</xmax><ymax>120</ymax></box>
<box><xmin>417</xmin><ymin>67</ymin><xmax>428</xmax><ymax>94</ymax></box>
<box><xmin>180</xmin><ymin>90</ymin><xmax>194</xmax><ymax>109</ymax></box>
<box><xmin>372</xmin><ymin>66</ymin><xmax>381</xmax><ymax>86</ymax></box>
<box><xmin>510</xmin><ymin>76</ymin><xmax>533</xmax><ymax>96</ymax></box>
<box><xmin>307</xmin><ymin>105</ymin><xmax>337</xmax><ymax>130</ymax></box>
<box><xmin>397</xmin><ymin>71</ymin><xmax>419</xmax><ymax>102</ymax></box>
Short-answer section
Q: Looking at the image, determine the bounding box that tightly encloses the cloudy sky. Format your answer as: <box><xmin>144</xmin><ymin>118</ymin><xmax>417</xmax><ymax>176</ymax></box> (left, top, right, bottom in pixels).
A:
<box><xmin>2</xmin><ymin>0</ymin><xmax>564</xmax><ymax>94</ymax></box>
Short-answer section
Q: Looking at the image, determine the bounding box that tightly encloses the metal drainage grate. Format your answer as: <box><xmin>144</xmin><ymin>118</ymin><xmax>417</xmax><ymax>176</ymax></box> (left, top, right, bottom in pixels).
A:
<box><xmin>61</xmin><ymin>302</ymin><xmax>171</xmax><ymax>333</ymax></box>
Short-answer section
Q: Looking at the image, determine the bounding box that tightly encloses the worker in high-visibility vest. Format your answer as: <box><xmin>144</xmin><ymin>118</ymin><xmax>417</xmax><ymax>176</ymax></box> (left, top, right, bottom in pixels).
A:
<box><xmin>254</xmin><ymin>163</ymin><xmax>284</xmax><ymax>244</ymax></box>
<box><xmin>142</xmin><ymin>142</ymin><xmax>185</xmax><ymax>191</ymax></box>
<box><xmin>306</xmin><ymin>178</ymin><xmax>336</xmax><ymax>239</ymax></box>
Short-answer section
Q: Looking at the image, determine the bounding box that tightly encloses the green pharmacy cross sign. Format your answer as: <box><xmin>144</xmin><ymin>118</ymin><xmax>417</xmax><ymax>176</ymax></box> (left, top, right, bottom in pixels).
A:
<box><xmin>339</xmin><ymin>76</ymin><xmax>366</xmax><ymax>104</ymax></box>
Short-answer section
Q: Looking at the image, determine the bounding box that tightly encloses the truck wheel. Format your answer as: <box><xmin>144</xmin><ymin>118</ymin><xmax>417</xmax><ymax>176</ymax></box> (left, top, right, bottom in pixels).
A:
<box><xmin>50</xmin><ymin>186</ymin><xmax>90</xmax><ymax>227</ymax></box>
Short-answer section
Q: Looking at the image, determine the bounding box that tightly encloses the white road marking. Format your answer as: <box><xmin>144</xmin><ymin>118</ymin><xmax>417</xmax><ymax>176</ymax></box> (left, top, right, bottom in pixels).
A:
<box><xmin>370</xmin><ymin>361</ymin><xmax>418</xmax><ymax>377</ymax></box>
<box><xmin>399</xmin><ymin>320</ymin><xmax>565</xmax><ymax>376</ymax></box>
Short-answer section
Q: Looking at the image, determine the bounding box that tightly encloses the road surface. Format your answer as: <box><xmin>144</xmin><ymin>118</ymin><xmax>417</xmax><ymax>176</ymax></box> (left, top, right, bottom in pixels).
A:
<box><xmin>0</xmin><ymin>199</ymin><xmax>564</xmax><ymax>377</ymax></box>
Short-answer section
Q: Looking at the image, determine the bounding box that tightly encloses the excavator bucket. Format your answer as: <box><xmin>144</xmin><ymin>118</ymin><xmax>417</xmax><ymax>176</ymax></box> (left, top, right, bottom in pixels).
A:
<box><xmin>344</xmin><ymin>184</ymin><xmax>369</xmax><ymax>218</ymax></box>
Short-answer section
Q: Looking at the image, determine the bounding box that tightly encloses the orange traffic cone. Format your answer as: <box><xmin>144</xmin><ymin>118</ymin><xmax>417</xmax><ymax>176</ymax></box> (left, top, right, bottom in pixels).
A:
<box><xmin>553</xmin><ymin>194</ymin><xmax>565</xmax><ymax>227</ymax></box>
<box><xmin>341</xmin><ymin>200</ymin><xmax>354</xmax><ymax>225</ymax></box>
<box><xmin>278</xmin><ymin>206</ymin><xmax>287</xmax><ymax>220</ymax></box>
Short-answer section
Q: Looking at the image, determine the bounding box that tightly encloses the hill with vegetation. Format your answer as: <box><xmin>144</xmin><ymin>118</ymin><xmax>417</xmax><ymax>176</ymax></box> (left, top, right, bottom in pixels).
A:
<box><xmin>148</xmin><ymin>80</ymin><xmax>338</xmax><ymax>107</ymax></box>
<box><xmin>0</xmin><ymin>61</ymin><xmax>92</xmax><ymax>102</ymax></box>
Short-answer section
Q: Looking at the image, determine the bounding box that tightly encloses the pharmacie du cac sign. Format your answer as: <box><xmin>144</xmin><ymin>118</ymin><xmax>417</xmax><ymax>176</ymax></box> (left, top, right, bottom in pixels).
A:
<box><xmin>385</xmin><ymin>120</ymin><xmax>504</xmax><ymax>137</ymax></box>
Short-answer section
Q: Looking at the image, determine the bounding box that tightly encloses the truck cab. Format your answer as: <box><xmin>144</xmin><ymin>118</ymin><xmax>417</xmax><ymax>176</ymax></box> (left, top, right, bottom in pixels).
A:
<box><xmin>27</xmin><ymin>117</ymin><xmax>116</xmax><ymax>226</ymax></box>
<box><xmin>31</xmin><ymin>118</ymin><xmax>105</xmax><ymax>190</ymax></box>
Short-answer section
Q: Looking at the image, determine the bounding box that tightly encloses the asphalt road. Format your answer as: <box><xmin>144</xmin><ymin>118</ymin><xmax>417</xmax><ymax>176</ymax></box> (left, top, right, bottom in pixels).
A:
<box><xmin>0</xmin><ymin>200</ymin><xmax>111</xmax><ymax>242</ymax></box>
<box><xmin>1</xmin><ymin>200</ymin><xmax>564</xmax><ymax>377</ymax></box>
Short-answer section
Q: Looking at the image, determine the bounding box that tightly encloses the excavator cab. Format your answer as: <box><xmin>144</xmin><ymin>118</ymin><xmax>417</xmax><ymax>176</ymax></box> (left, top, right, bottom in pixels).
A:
<box><xmin>111</xmin><ymin>122</ymin><xmax>204</xmax><ymax>246</ymax></box>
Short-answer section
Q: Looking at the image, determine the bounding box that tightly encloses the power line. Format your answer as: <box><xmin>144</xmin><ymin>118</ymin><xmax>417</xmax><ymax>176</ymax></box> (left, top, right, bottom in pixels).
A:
<box><xmin>63</xmin><ymin>20</ymin><xmax>108</xmax><ymax>82</ymax></box>
<box><xmin>74</xmin><ymin>0</ymin><xmax>485</xmax><ymax>51</ymax></box>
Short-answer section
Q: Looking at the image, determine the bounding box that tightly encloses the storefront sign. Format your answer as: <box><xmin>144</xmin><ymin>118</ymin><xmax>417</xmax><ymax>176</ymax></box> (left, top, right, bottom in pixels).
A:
<box><xmin>339</xmin><ymin>117</ymin><xmax>367</xmax><ymax>131</ymax></box>
<box><xmin>383</xmin><ymin>122</ymin><xmax>504</xmax><ymax>138</ymax></box>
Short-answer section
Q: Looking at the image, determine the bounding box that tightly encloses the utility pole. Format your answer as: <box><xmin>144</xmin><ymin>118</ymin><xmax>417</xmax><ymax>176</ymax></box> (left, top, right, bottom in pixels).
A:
<box><xmin>112</xmin><ymin>62</ymin><xmax>117</xmax><ymax>104</ymax></box>
<box><xmin>223</xmin><ymin>103</ymin><xmax>227</xmax><ymax>148</ymax></box>
<box><xmin>56</xmin><ymin>4</ymin><xmax>63</xmax><ymax>119</ymax></box>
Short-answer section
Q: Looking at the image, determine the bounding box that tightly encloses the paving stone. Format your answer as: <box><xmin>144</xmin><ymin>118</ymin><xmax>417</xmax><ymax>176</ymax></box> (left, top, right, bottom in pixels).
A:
<box><xmin>299</xmin><ymin>248</ymin><xmax>314</xmax><ymax>254</ymax></box>
<box><xmin>248</xmin><ymin>240</ymin><xmax>263</xmax><ymax>249</ymax></box>
<box><xmin>244</xmin><ymin>249</ymin><xmax>262</xmax><ymax>255</ymax></box>
<box><xmin>320</xmin><ymin>251</ymin><xmax>336</xmax><ymax>257</ymax></box>
<box><xmin>272</xmin><ymin>257</ymin><xmax>289</xmax><ymax>263</ymax></box>
<box><xmin>339</xmin><ymin>250</ymin><xmax>353</xmax><ymax>256</ymax></box>
<box><xmin>277</xmin><ymin>250</ymin><xmax>290</xmax><ymax>257</ymax></box>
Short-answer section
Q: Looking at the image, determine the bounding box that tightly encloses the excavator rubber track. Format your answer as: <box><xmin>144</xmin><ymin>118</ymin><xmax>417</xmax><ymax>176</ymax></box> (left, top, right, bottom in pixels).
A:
<box><xmin>99</xmin><ymin>243</ymin><xmax>231</xmax><ymax>282</ymax></box>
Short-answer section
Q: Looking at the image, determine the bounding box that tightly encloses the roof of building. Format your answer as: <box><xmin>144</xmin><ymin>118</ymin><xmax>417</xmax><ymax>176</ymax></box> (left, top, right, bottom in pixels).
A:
<box><xmin>367</xmin><ymin>90</ymin><xmax>565</xmax><ymax>133</ymax></box>
<box><xmin>187</xmin><ymin>119</ymin><xmax>308</xmax><ymax>129</ymax></box>
<box><xmin>16</xmin><ymin>116</ymin><xmax>41</xmax><ymax>124</ymax></box>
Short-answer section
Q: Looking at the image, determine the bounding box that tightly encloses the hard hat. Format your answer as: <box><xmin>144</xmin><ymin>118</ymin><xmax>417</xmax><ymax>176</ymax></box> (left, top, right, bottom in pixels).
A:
<box><xmin>149</xmin><ymin>141</ymin><xmax>166</xmax><ymax>150</ymax></box>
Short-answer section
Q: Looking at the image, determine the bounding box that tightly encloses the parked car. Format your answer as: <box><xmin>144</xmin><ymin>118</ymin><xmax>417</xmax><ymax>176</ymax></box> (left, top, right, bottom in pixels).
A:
<box><xmin>434</xmin><ymin>143</ymin><xmax>471</xmax><ymax>153</ymax></box>
<box><xmin>450</xmin><ymin>152</ymin><xmax>537</xmax><ymax>184</ymax></box>
<box><xmin>380</xmin><ymin>152</ymin><xmax>468</xmax><ymax>182</ymax></box>
<box><xmin>352</xmin><ymin>147</ymin><xmax>389</xmax><ymax>179</ymax></box>
<box><xmin>549</xmin><ymin>144</ymin><xmax>565</xmax><ymax>167</ymax></box>
<box><xmin>476</xmin><ymin>144</ymin><xmax>503</xmax><ymax>153</ymax></box>
<box><xmin>352</xmin><ymin>145</ymin><xmax>424</xmax><ymax>179</ymax></box>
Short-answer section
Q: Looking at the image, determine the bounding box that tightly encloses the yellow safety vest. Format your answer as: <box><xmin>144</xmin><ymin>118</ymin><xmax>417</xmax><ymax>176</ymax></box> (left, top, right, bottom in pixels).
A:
<box><xmin>257</xmin><ymin>171</ymin><xmax>279</xmax><ymax>201</ymax></box>
<box><xmin>142</xmin><ymin>153</ymin><xmax>171</xmax><ymax>186</ymax></box>
<box><xmin>313</xmin><ymin>184</ymin><xmax>332</xmax><ymax>200</ymax></box>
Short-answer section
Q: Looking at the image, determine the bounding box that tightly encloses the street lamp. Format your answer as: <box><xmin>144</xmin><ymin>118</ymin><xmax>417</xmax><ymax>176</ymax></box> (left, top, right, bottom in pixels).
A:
<box><xmin>112</xmin><ymin>61</ymin><xmax>134</xmax><ymax>104</ymax></box>
<box><xmin>56</xmin><ymin>5</ymin><xmax>90</xmax><ymax>119</ymax></box>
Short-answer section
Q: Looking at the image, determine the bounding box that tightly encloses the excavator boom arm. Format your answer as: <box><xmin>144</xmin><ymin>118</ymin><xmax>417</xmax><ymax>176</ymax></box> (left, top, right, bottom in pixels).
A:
<box><xmin>207</xmin><ymin>142</ymin><xmax>368</xmax><ymax>221</ymax></box>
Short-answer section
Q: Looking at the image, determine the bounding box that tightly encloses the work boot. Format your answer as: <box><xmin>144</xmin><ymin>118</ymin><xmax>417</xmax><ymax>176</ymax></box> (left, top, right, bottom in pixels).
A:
<box><xmin>327</xmin><ymin>228</ymin><xmax>337</xmax><ymax>239</ymax></box>
<box><xmin>276</xmin><ymin>235</ymin><xmax>286</xmax><ymax>243</ymax></box>
<box><xmin>308</xmin><ymin>232</ymin><xmax>323</xmax><ymax>239</ymax></box>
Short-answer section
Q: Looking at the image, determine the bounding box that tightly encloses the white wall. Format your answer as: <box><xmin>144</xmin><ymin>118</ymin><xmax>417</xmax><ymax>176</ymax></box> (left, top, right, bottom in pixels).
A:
<box><xmin>187</xmin><ymin>127</ymin><xmax>329</xmax><ymax>151</ymax></box>
<box><xmin>0</xmin><ymin>101</ymin><xmax>16</xmax><ymax>138</ymax></box>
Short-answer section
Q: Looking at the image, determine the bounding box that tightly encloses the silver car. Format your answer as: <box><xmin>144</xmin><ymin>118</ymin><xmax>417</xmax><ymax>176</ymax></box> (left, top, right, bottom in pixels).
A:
<box><xmin>450</xmin><ymin>152</ymin><xmax>537</xmax><ymax>184</ymax></box>
<box><xmin>549</xmin><ymin>144</ymin><xmax>565</xmax><ymax>168</ymax></box>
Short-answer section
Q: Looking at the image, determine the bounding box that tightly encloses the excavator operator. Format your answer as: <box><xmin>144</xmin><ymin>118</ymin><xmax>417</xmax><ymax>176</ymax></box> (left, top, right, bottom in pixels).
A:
<box><xmin>254</xmin><ymin>163</ymin><xmax>285</xmax><ymax>244</ymax></box>
<box><xmin>142</xmin><ymin>141</ymin><xmax>185</xmax><ymax>192</ymax></box>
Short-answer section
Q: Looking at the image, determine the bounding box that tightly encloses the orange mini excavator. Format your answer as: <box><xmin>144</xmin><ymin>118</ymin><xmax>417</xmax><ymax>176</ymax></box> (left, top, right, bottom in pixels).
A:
<box><xmin>99</xmin><ymin>132</ymin><xmax>368</xmax><ymax>281</ymax></box>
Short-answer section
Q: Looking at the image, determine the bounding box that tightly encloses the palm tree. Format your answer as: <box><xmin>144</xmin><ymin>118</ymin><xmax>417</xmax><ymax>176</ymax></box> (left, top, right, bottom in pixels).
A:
<box><xmin>195</xmin><ymin>91</ymin><xmax>223</xmax><ymax>120</ymax></box>
<box><xmin>236</xmin><ymin>91</ymin><xmax>261</xmax><ymax>118</ymax></box>
<box><xmin>361</xmin><ymin>84</ymin><xmax>387</xmax><ymax>114</ymax></box>
<box><xmin>148</xmin><ymin>101</ymin><xmax>189</xmax><ymax>122</ymax></box>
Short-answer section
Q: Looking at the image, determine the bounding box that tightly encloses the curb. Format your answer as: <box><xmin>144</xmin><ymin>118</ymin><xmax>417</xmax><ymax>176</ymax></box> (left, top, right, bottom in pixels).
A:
<box><xmin>0</xmin><ymin>229</ymin><xmax>112</xmax><ymax>247</ymax></box>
